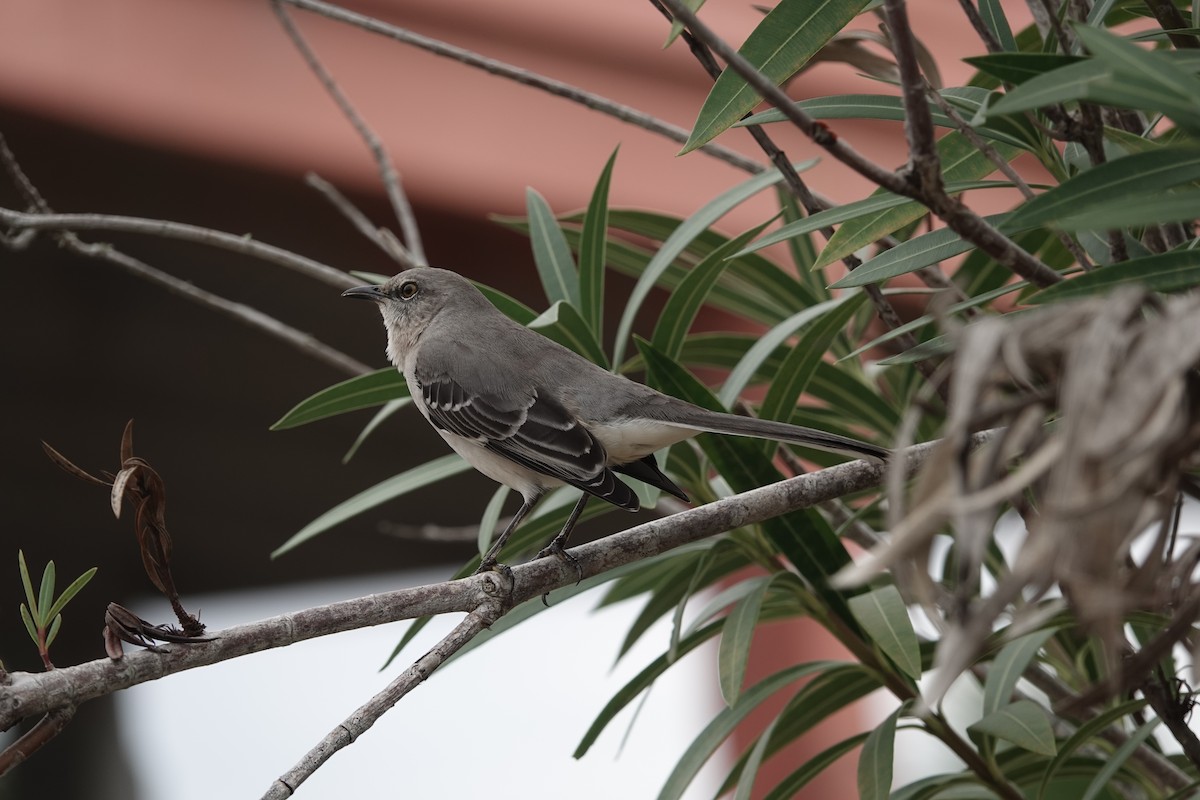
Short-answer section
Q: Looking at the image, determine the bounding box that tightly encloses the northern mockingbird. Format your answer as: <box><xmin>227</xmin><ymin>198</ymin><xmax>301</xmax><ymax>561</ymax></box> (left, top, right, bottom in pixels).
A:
<box><xmin>344</xmin><ymin>267</ymin><xmax>887</xmax><ymax>574</ymax></box>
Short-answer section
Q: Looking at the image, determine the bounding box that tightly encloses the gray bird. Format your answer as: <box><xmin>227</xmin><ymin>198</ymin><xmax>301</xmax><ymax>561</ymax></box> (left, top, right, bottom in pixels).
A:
<box><xmin>344</xmin><ymin>267</ymin><xmax>887</xmax><ymax>574</ymax></box>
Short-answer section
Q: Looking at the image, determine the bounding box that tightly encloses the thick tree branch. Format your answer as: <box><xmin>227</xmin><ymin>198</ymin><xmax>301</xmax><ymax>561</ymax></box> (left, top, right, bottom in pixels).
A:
<box><xmin>0</xmin><ymin>438</ymin><xmax>957</xmax><ymax>732</ymax></box>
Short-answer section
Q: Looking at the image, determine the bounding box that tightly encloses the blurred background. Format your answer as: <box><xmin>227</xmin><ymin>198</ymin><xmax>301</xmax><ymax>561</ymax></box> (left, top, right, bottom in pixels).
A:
<box><xmin>0</xmin><ymin>1</ymin><xmax>1011</xmax><ymax>797</ymax></box>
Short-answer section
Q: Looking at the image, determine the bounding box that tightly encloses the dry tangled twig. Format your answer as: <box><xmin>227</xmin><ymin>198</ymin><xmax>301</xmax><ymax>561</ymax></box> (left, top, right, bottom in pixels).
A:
<box><xmin>839</xmin><ymin>288</ymin><xmax>1200</xmax><ymax>704</ymax></box>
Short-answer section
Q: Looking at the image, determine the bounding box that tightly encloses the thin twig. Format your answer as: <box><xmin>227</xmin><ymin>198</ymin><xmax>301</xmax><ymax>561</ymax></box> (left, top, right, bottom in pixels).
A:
<box><xmin>956</xmin><ymin>0</ymin><xmax>1004</xmax><ymax>53</ymax></box>
<box><xmin>304</xmin><ymin>172</ymin><xmax>418</xmax><ymax>267</ymax></box>
<box><xmin>657</xmin><ymin>0</ymin><xmax>1062</xmax><ymax>288</ymax></box>
<box><xmin>280</xmin><ymin>0</ymin><xmax>764</xmax><ymax>176</ymax></box>
<box><xmin>0</xmin><ymin>705</ymin><xmax>75</xmax><ymax>777</ymax></box>
<box><xmin>271</xmin><ymin>0</ymin><xmax>426</xmax><ymax>266</ymax></box>
<box><xmin>884</xmin><ymin>0</ymin><xmax>941</xmax><ymax>192</ymax></box>
<box><xmin>0</xmin><ymin>207</ymin><xmax>356</xmax><ymax>289</ymax></box>
<box><xmin>263</xmin><ymin>576</ymin><xmax>511</xmax><ymax>799</ymax></box>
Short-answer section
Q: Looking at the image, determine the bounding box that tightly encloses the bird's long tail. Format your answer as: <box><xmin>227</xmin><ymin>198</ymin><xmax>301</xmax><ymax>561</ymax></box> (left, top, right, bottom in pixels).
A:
<box><xmin>664</xmin><ymin>407</ymin><xmax>890</xmax><ymax>464</ymax></box>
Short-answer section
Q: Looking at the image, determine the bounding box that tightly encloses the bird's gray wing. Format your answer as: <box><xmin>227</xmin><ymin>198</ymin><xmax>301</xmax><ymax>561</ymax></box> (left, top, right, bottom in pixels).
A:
<box><xmin>417</xmin><ymin>371</ymin><xmax>639</xmax><ymax>511</ymax></box>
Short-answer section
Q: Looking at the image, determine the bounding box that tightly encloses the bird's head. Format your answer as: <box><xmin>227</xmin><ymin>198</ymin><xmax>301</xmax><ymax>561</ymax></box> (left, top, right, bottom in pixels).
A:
<box><xmin>342</xmin><ymin>267</ymin><xmax>484</xmax><ymax>366</ymax></box>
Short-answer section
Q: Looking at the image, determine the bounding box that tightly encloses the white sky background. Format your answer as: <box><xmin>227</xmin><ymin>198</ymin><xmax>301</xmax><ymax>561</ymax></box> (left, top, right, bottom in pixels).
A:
<box><xmin>116</xmin><ymin>567</ymin><xmax>728</xmax><ymax>800</ymax></box>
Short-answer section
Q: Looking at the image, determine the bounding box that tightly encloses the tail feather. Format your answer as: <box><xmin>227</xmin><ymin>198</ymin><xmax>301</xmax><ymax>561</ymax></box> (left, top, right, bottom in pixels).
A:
<box><xmin>665</xmin><ymin>407</ymin><xmax>889</xmax><ymax>464</ymax></box>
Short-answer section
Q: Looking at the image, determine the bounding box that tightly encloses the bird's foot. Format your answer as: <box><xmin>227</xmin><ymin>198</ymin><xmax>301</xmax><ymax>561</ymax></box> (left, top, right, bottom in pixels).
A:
<box><xmin>534</xmin><ymin>541</ymin><xmax>583</xmax><ymax>606</ymax></box>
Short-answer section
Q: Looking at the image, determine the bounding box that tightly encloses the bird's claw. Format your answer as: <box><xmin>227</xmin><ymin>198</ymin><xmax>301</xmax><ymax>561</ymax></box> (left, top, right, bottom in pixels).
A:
<box><xmin>535</xmin><ymin>541</ymin><xmax>583</xmax><ymax>606</ymax></box>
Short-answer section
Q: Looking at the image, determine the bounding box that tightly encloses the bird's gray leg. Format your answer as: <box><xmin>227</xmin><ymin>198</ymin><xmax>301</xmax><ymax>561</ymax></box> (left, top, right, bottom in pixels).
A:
<box><xmin>534</xmin><ymin>492</ymin><xmax>590</xmax><ymax>584</ymax></box>
<box><xmin>475</xmin><ymin>493</ymin><xmax>539</xmax><ymax>574</ymax></box>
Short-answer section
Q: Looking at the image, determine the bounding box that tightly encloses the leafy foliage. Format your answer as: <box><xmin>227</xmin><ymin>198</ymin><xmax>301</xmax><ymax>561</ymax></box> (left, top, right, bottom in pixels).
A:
<box><xmin>273</xmin><ymin>3</ymin><xmax>1200</xmax><ymax>798</ymax></box>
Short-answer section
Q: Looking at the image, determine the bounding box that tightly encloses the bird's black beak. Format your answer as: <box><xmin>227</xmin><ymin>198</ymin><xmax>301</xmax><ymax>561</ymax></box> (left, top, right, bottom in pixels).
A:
<box><xmin>342</xmin><ymin>285</ymin><xmax>386</xmax><ymax>302</ymax></box>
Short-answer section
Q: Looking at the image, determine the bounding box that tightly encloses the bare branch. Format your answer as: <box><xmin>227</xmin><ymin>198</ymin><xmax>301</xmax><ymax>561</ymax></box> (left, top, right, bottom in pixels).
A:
<box><xmin>0</xmin><ymin>705</ymin><xmax>75</xmax><ymax>777</ymax></box>
<box><xmin>955</xmin><ymin>0</ymin><xmax>1004</xmax><ymax>53</ymax></box>
<box><xmin>279</xmin><ymin>0</ymin><xmax>764</xmax><ymax>175</ymax></box>
<box><xmin>883</xmin><ymin>0</ymin><xmax>942</xmax><ymax>192</ymax></box>
<box><xmin>305</xmin><ymin>172</ymin><xmax>418</xmax><ymax>267</ymax></box>
<box><xmin>0</xmin><ymin>437</ymin><xmax>963</xmax><ymax>732</ymax></box>
<box><xmin>271</xmin><ymin>0</ymin><xmax>426</xmax><ymax>265</ymax></box>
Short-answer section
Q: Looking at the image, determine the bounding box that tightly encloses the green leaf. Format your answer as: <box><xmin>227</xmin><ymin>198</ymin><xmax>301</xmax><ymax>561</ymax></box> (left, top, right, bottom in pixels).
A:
<box><xmin>476</xmin><ymin>485</ymin><xmax>510</xmax><ymax>557</ymax></box>
<box><xmin>272</xmin><ymin>369</ymin><xmax>409</xmax><ymax>430</ymax></box>
<box><xmin>44</xmin><ymin>566</ymin><xmax>98</xmax><ymax>622</ymax></box>
<box><xmin>1080</xmin><ymin>718</ymin><xmax>1160</xmax><ymax>800</ymax></box>
<box><xmin>664</xmin><ymin>0</ymin><xmax>706</xmax><ymax>47</ymax></box>
<box><xmin>651</xmin><ymin>226</ymin><xmax>762</xmax><ymax>359</ymax></box>
<box><xmin>733</xmin><ymin>711</ymin><xmax>781</xmax><ymax>800</ymax></box>
<box><xmin>848</xmin><ymin>585</ymin><xmax>922</xmax><ymax>680</ymax></box>
<box><xmin>983</xmin><ymin>628</ymin><xmax>1057</xmax><ymax>716</ymax></box>
<box><xmin>1047</xmin><ymin>188</ymin><xmax>1200</xmax><ymax>231</ymax></box>
<box><xmin>978</xmin><ymin>0</ymin><xmax>1016</xmax><ymax>51</ymax></box>
<box><xmin>19</xmin><ymin>603</ymin><xmax>37</xmax><ymax>644</ymax></box>
<box><xmin>737</xmin><ymin>180</ymin><xmax>1022</xmax><ymax>258</ymax></box>
<box><xmin>858</xmin><ymin>704</ymin><xmax>902</xmax><ymax>800</ymax></box>
<box><xmin>680</xmin><ymin>0</ymin><xmax>872</xmax><ymax>153</ymax></box>
<box><xmin>816</xmin><ymin>135</ymin><xmax>1021</xmax><ymax>269</ymax></box>
<box><xmin>529</xmin><ymin>300</ymin><xmax>609</xmax><ymax>368</ymax></box>
<box><xmin>761</xmin><ymin>732</ymin><xmax>870</xmax><ymax>800</ymax></box>
<box><xmin>575</xmin><ymin>619</ymin><xmax>725</xmax><ymax>758</ymax></box>
<box><xmin>37</xmin><ymin>560</ymin><xmax>55</xmax><ymax>628</ymax></box>
<box><xmin>579</xmin><ymin>148</ymin><xmax>618</xmax><ymax>337</ymax></box>
<box><xmin>968</xmin><ymin>700</ymin><xmax>1057</xmax><ymax>757</ymax></box>
<box><xmin>343</xmin><ymin>399</ymin><xmax>411</xmax><ymax>463</ymax></box>
<box><xmin>1027</xmin><ymin>247</ymin><xmax>1200</xmax><ymax>303</ymax></box>
<box><xmin>718</xmin><ymin>295</ymin><xmax>851</xmax><ymax>407</ymax></box>
<box><xmin>473</xmin><ymin>282</ymin><xmax>538</xmax><ymax>325</ymax></box>
<box><xmin>18</xmin><ymin>550</ymin><xmax>37</xmax><ymax>618</ymax></box>
<box><xmin>525</xmin><ymin>187</ymin><xmax>580</xmax><ymax>308</ymax></box>
<box><xmin>45</xmin><ymin>614</ymin><xmax>62</xmax><ymax>648</ymax></box>
<box><xmin>1006</xmin><ymin>148</ymin><xmax>1200</xmax><ymax>231</ymax></box>
<box><xmin>831</xmin><ymin>214</ymin><xmax>1010</xmax><ymax>288</ymax></box>
<box><xmin>611</xmin><ymin>165</ymin><xmax>807</xmax><ymax>366</ymax></box>
<box><xmin>1037</xmin><ymin>697</ymin><xmax>1148</xmax><ymax>800</ymax></box>
<box><xmin>965</xmin><ymin>53</ymin><xmax>1085</xmax><ymax>85</ymax></box>
<box><xmin>272</xmin><ymin>454</ymin><xmax>472</xmax><ymax>557</ymax></box>
<box><xmin>657</xmin><ymin>662</ymin><xmax>844</xmax><ymax>800</ymax></box>
<box><xmin>718</xmin><ymin>575</ymin><xmax>773</xmax><ymax>705</ymax></box>
<box><xmin>638</xmin><ymin>340</ymin><xmax>858</xmax><ymax>617</ymax></box>
<box><xmin>758</xmin><ymin>294</ymin><xmax>869</xmax><ymax>432</ymax></box>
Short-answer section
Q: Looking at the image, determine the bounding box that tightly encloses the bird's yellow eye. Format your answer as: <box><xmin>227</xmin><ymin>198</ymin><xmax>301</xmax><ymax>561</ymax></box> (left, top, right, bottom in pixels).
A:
<box><xmin>397</xmin><ymin>281</ymin><xmax>419</xmax><ymax>300</ymax></box>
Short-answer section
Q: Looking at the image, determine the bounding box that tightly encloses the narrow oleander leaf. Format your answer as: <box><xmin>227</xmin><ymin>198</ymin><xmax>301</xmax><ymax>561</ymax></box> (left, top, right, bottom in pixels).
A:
<box><xmin>272</xmin><ymin>454</ymin><xmax>471</xmax><ymax>558</ymax></box>
<box><xmin>761</xmin><ymin>732</ymin><xmax>870</xmax><ymax>800</ymax></box>
<box><xmin>737</xmin><ymin>180</ymin><xmax>1019</xmax><ymax>258</ymax></box>
<box><xmin>45</xmin><ymin>615</ymin><xmax>62</xmax><ymax>648</ymax></box>
<box><xmin>529</xmin><ymin>300</ymin><xmax>610</xmax><ymax>368</ymax></box>
<box><xmin>1037</xmin><ymin>697</ymin><xmax>1148</xmax><ymax>800</ymax></box>
<box><xmin>20</xmin><ymin>603</ymin><xmax>37</xmax><ymax>644</ymax></box>
<box><xmin>526</xmin><ymin>187</ymin><xmax>580</xmax><ymax>308</ymax></box>
<box><xmin>651</xmin><ymin>226</ymin><xmax>764</xmax><ymax>359</ymax></box>
<box><xmin>579</xmin><ymin>148</ymin><xmax>618</xmax><ymax>338</ymax></box>
<box><xmin>272</xmin><ymin>369</ymin><xmax>409</xmax><ymax>430</ymax></box>
<box><xmin>611</xmin><ymin>165</ymin><xmax>807</xmax><ymax>366</ymax></box>
<box><xmin>664</xmin><ymin>0</ymin><xmax>707</xmax><ymax>47</ymax></box>
<box><xmin>968</xmin><ymin>700</ymin><xmax>1057</xmax><ymax>757</ymax></box>
<box><xmin>575</xmin><ymin>620</ymin><xmax>725</xmax><ymax>758</ymax></box>
<box><xmin>473</xmin><ymin>282</ymin><xmax>538</xmax><ymax>325</ymax></box>
<box><xmin>476</xmin><ymin>485</ymin><xmax>510</xmax><ymax>557</ymax></box>
<box><xmin>1047</xmin><ymin>188</ymin><xmax>1200</xmax><ymax>231</ymax></box>
<box><xmin>1006</xmin><ymin>148</ymin><xmax>1200</xmax><ymax>231</ymax></box>
<box><xmin>965</xmin><ymin>53</ymin><xmax>1085</xmax><ymax>85</ymax></box>
<box><xmin>18</xmin><ymin>550</ymin><xmax>37</xmax><ymax>618</ymax></box>
<box><xmin>37</xmin><ymin>561</ymin><xmax>55</xmax><ymax>628</ymax></box>
<box><xmin>830</xmin><ymin>215</ymin><xmax>1010</xmax><ymax>289</ymax></box>
<box><xmin>718</xmin><ymin>576</ymin><xmax>773</xmax><ymax>706</ymax></box>
<box><xmin>983</xmin><ymin>628</ymin><xmax>1058</xmax><ymax>716</ymax></box>
<box><xmin>978</xmin><ymin>0</ymin><xmax>1016</xmax><ymax>51</ymax></box>
<box><xmin>680</xmin><ymin>0</ymin><xmax>872</xmax><ymax>153</ymax></box>
<box><xmin>848</xmin><ymin>585</ymin><xmax>922</xmax><ymax>680</ymax></box>
<box><xmin>1080</xmin><ymin>718</ymin><xmax>1160</xmax><ymax>800</ymax></box>
<box><xmin>657</xmin><ymin>662</ymin><xmax>843</xmax><ymax>800</ymax></box>
<box><xmin>343</xmin><ymin>398</ymin><xmax>412</xmax><ymax>463</ymax></box>
<box><xmin>717</xmin><ymin>296</ymin><xmax>850</xmax><ymax>407</ymax></box>
<box><xmin>758</xmin><ymin>293</ymin><xmax>868</xmax><ymax>431</ymax></box>
<box><xmin>44</xmin><ymin>567</ymin><xmax>98</xmax><ymax>622</ymax></box>
<box><xmin>816</xmin><ymin>135</ymin><xmax>1020</xmax><ymax>269</ymax></box>
<box><xmin>858</xmin><ymin>704</ymin><xmax>902</xmax><ymax>800</ymax></box>
<box><xmin>1027</xmin><ymin>250</ymin><xmax>1200</xmax><ymax>303</ymax></box>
